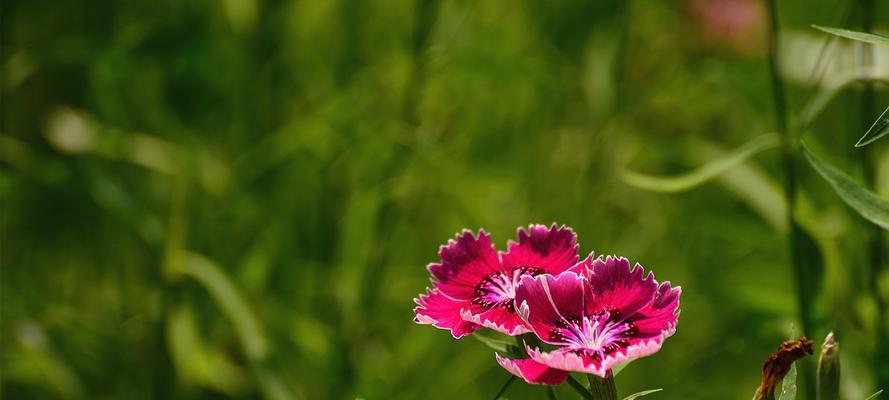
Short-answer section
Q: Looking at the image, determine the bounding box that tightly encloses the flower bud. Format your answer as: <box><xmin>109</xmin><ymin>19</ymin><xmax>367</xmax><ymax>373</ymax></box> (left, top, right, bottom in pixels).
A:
<box><xmin>817</xmin><ymin>332</ymin><xmax>840</xmax><ymax>400</ymax></box>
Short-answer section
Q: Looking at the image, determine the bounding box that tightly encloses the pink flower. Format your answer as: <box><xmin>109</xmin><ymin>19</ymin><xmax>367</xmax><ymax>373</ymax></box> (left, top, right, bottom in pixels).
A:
<box><xmin>413</xmin><ymin>224</ymin><xmax>581</xmax><ymax>338</ymax></box>
<box><xmin>686</xmin><ymin>0</ymin><xmax>766</xmax><ymax>58</ymax></box>
<box><xmin>499</xmin><ymin>256</ymin><xmax>680</xmax><ymax>384</ymax></box>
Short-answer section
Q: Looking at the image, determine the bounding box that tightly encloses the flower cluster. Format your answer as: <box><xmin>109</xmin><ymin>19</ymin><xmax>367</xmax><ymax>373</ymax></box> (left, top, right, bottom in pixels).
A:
<box><xmin>413</xmin><ymin>224</ymin><xmax>681</xmax><ymax>385</ymax></box>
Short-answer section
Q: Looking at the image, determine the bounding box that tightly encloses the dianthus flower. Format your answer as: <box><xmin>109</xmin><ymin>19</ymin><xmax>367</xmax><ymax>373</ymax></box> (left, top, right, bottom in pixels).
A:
<box><xmin>498</xmin><ymin>256</ymin><xmax>680</xmax><ymax>384</ymax></box>
<box><xmin>413</xmin><ymin>224</ymin><xmax>580</xmax><ymax>337</ymax></box>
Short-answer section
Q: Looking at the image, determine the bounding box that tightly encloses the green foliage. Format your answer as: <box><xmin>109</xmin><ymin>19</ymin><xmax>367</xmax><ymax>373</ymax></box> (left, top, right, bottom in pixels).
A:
<box><xmin>802</xmin><ymin>145</ymin><xmax>889</xmax><ymax>230</ymax></box>
<box><xmin>612</xmin><ymin>360</ymin><xmax>634</xmax><ymax>377</ymax></box>
<box><xmin>474</xmin><ymin>333</ymin><xmax>522</xmax><ymax>358</ymax></box>
<box><xmin>622</xmin><ymin>133</ymin><xmax>779</xmax><ymax>193</ymax></box>
<box><xmin>865</xmin><ymin>390</ymin><xmax>884</xmax><ymax>400</ymax></box>
<box><xmin>856</xmin><ymin>105</ymin><xmax>889</xmax><ymax>147</ymax></box>
<box><xmin>623</xmin><ymin>389</ymin><xmax>663</xmax><ymax>400</ymax></box>
<box><xmin>812</xmin><ymin>25</ymin><xmax>889</xmax><ymax>47</ymax></box>
<box><xmin>2</xmin><ymin>1</ymin><xmax>888</xmax><ymax>399</ymax></box>
<box><xmin>779</xmin><ymin>364</ymin><xmax>798</xmax><ymax>400</ymax></box>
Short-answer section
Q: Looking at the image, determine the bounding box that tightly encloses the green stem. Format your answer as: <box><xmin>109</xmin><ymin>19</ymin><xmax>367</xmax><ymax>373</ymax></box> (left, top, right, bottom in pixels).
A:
<box><xmin>546</xmin><ymin>386</ymin><xmax>559</xmax><ymax>400</ymax></box>
<box><xmin>764</xmin><ymin>1</ymin><xmax>816</xmax><ymax>398</ymax></box>
<box><xmin>566</xmin><ymin>376</ymin><xmax>594</xmax><ymax>400</ymax></box>
<box><xmin>587</xmin><ymin>373</ymin><xmax>618</xmax><ymax>400</ymax></box>
<box><xmin>858</xmin><ymin>0</ymin><xmax>889</xmax><ymax>390</ymax></box>
<box><xmin>491</xmin><ymin>375</ymin><xmax>516</xmax><ymax>400</ymax></box>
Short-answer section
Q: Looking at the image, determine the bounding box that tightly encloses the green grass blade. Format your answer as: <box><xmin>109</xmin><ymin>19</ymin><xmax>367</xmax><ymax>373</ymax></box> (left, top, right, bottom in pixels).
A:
<box><xmin>181</xmin><ymin>251</ymin><xmax>269</xmax><ymax>361</ymax></box>
<box><xmin>812</xmin><ymin>25</ymin><xmax>889</xmax><ymax>46</ymax></box>
<box><xmin>622</xmin><ymin>133</ymin><xmax>779</xmax><ymax>193</ymax></box>
<box><xmin>802</xmin><ymin>145</ymin><xmax>889</xmax><ymax>230</ymax></box>
<box><xmin>624</xmin><ymin>389</ymin><xmax>663</xmax><ymax>400</ymax></box>
<box><xmin>865</xmin><ymin>390</ymin><xmax>884</xmax><ymax>400</ymax></box>
<box><xmin>855</xmin><ymin>105</ymin><xmax>889</xmax><ymax>147</ymax></box>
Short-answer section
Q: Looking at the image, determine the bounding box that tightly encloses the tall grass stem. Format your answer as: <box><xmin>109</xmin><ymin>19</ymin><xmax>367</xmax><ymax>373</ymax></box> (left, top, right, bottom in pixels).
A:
<box><xmin>765</xmin><ymin>1</ymin><xmax>816</xmax><ymax>398</ymax></box>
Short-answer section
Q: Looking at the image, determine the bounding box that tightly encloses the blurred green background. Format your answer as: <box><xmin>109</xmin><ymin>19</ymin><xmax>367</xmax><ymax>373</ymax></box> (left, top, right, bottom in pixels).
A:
<box><xmin>2</xmin><ymin>0</ymin><xmax>888</xmax><ymax>399</ymax></box>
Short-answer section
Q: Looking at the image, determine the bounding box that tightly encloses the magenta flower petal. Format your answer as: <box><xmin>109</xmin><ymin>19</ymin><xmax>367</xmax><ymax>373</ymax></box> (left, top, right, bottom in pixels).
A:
<box><xmin>514</xmin><ymin>256</ymin><xmax>680</xmax><ymax>376</ymax></box>
<box><xmin>413</xmin><ymin>225</ymin><xmax>583</xmax><ymax>337</ymax></box>
<box><xmin>428</xmin><ymin>230</ymin><xmax>501</xmax><ymax>300</ymax></box>
<box><xmin>514</xmin><ymin>271</ymin><xmax>587</xmax><ymax>345</ymax></box>
<box><xmin>461</xmin><ymin>301</ymin><xmax>531</xmax><ymax>336</ymax></box>
<box><xmin>496</xmin><ymin>354</ymin><xmax>569</xmax><ymax>385</ymax></box>
<box><xmin>526</xmin><ymin>338</ymin><xmax>667</xmax><ymax>377</ymax></box>
<box><xmin>584</xmin><ymin>256</ymin><xmax>658</xmax><ymax>317</ymax></box>
<box><xmin>501</xmin><ymin>224</ymin><xmax>579</xmax><ymax>274</ymax></box>
<box><xmin>413</xmin><ymin>288</ymin><xmax>480</xmax><ymax>339</ymax></box>
<box><xmin>628</xmin><ymin>281</ymin><xmax>681</xmax><ymax>340</ymax></box>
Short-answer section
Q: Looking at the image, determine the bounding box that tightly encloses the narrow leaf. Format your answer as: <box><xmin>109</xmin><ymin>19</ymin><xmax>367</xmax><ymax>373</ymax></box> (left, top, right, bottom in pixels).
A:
<box><xmin>473</xmin><ymin>333</ymin><xmax>522</xmax><ymax>357</ymax></box>
<box><xmin>812</xmin><ymin>25</ymin><xmax>889</xmax><ymax>47</ymax></box>
<box><xmin>796</xmin><ymin>71</ymin><xmax>888</xmax><ymax>130</ymax></box>
<box><xmin>622</xmin><ymin>133</ymin><xmax>778</xmax><ymax>193</ymax></box>
<box><xmin>612</xmin><ymin>360</ymin><xmax>634</xmax><ymax>376</ymax></box>
<box><xmin>802</xmin><ymin>145</ymin><xmax>889</xmax><ymax>230</ymax></box>
<box><xmin>855</xmin><ymin>105</ymin><xmax>889</xmax><ymax>147</ymax></box>
<box><xmin>865</xmin><ymin>390</ymin><xmax>884</xmax><ymax>400</ymax></box>
<box><xmin>778</xmin><ymin>363</ymin><xmax>798</xmax><ymax>400</ymax></box>
<box><xmin>624</xmin><ymin>389</ymin><xmax>663</xmax><ymax>400</ymax></box>
<box><xmin>180</xmin><ymin>251</ymin><xmax>269</xmax><ymax>361</ymax></box>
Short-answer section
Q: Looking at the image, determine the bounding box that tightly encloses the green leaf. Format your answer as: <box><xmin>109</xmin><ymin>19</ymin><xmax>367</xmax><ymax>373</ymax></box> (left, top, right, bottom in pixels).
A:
<box><xmin>624</xmin><ymin>389</ymin><xmax>663</xmax><ymax>400</ymax></box>
<box><xmin>622</xmin><ymin>133</ymin><xmax>779</xmax><ymax>193</ymax></box>
<box><xmin>802</xmin><ymin>145</ymin><xmax>889</xmax><ymax>230</ymax></box>
<box><xmin>813</xmin><ymin>25</ymin><xmax>889</xmax><ymax>47</ymax></box>
<box><xmin>796</xmin><ymin>71</ymin><xmax>888</xmax><ymax>131</ymax></box>
<box><xmin>778</xmin><ymin>363</ymin><xmax>798</xmax><ymax>400</ymax></box>
<box><xmin>855</xmin><ymin>105</ymin><xmax>889</xmax><ymax>147</ymax></box>
<box><xmin>179</xmin><ymin>251</ymin><xmax>269</xmax><ymax>361</ymax></box>
<box><xmin>865</xmin><ymin>390</ymin><xmax>884</xmax><ymax>400</ymax></box>
<box><xmin>611</xmin><ymin>360</ymin><xmax>634</xmax><ymax>376</ymax></box>
<box><xmin>473</xmin><ymin>333</ymin><xmax>522</xmax><ymax>357</ymax></box>
<box><xmin>166</xmin><ymin>304</ymin><xmax>249</xmax><ymax>395</ymax></box>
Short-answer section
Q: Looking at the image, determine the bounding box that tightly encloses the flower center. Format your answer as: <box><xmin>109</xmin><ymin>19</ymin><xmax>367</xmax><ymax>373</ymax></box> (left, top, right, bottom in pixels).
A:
<box><xmin>472</xmin><ymin>266</ymin><xmax>543</xmax><ymax>310</ymax></box>
<box><xmin>550</xmin><ymin>310</ymin><xmax>637</xmax><ymax>356</ymax></box>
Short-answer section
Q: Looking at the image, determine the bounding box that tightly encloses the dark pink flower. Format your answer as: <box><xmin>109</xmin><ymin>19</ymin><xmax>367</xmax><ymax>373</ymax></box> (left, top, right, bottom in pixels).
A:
<box><xmin>504</xmin><ymin>256</ymin><xmax>680</xmax><ymax>381</ymax></box>
<box><xmin>413</xmin><ymin>224</ymin><xmax>580</xmax><ymax>338</ymax></box>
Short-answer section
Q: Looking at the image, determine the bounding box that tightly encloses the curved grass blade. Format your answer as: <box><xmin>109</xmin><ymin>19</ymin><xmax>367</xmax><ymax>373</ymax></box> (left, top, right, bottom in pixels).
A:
<box><xmin>166</xmin><ymin>304</ymin><xmax>249</xmax><ymax>395</ymax></box>
<box><xmin>865</xmin><ymin>390</ymin><xmax>884</xmax><ymax>400</ymax></box>
<box><xmin>180</xmin><ymin>251</ymin><xmax>269</xmax><ymax>361</ymax></box>
<box><xmin>802</xmin><ymin>145</ymin><xmax>889</xmax><ymax>230</ymax></box>
<box><xmin>622</xmin><ymin>133</ymin><xmax>779</xmax><ymax>193</ymax></box>
<box><xmin>812</xmin><ymin>25</ymin><xmax>889</xmax><ymax>47</ymax></box>
<box><xmin>624</xmin><ymin>389</ymin><xmax>663</xmax><ymax>400</ymax></box>
<box><xmin>855</xmin><ymin>105</ymin><xmax>889</xmax><ymax>147</ymax></box>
